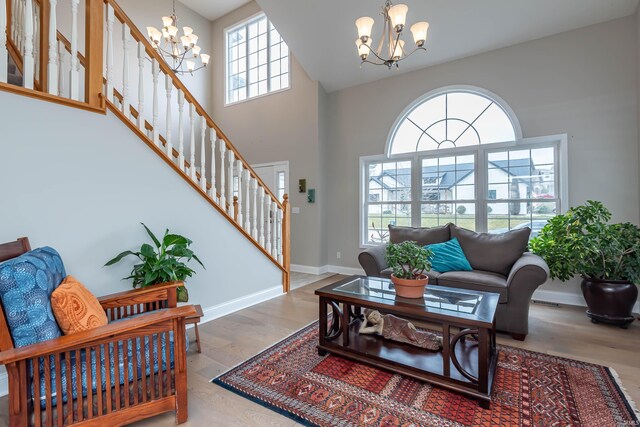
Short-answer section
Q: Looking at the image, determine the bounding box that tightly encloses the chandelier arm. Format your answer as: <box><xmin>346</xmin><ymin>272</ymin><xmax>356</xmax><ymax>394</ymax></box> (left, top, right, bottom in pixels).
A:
<box><xmin>363</xmin><ymin>42</ymin><xmax>389</xmax><ymax>64</ymax></box>
<box><xmin>396</xmin><ymin>46</ymin><xmax>427</xmax><ymax>62</ymax></box>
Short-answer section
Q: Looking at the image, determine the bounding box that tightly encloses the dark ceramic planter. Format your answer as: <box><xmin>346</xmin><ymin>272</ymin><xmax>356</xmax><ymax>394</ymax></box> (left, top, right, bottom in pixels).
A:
<box><xmin>580</xmin><ymin>277</ymin><xmax>638</xmax><ymax>328</ymax></box>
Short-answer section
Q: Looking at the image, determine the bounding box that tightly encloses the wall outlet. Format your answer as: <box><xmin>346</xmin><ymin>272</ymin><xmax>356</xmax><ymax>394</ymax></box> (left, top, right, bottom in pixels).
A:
<box><xmin>336</xmin><ymin>252</ymin><xmax>341</xmax><ymax>259</ymax></box>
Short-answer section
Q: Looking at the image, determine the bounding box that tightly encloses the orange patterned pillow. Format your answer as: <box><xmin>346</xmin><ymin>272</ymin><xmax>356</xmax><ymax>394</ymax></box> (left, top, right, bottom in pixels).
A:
<box><xmin>51</xmin><ymin>276</ymin><xmax>108</xmax><ymax>334</ymax></box>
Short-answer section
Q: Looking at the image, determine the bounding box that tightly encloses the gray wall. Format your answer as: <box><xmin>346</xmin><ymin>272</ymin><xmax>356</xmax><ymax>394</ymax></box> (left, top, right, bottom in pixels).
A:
<box><xmin>325</xmin><ymin>15</ymin><xmax>640</xmax><ymax>278</ymax></box>
<box><xmin>210</xmin><ymin>1</ymin><xmax>327</xmax><ymax>267</ymax></box>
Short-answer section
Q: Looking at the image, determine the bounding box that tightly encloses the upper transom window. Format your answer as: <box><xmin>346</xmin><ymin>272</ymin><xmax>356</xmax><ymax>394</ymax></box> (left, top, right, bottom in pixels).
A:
<box><xmin>389</xmin><ymin>90</ymin><xmax>519</xmax><ymax>155</ymax></box>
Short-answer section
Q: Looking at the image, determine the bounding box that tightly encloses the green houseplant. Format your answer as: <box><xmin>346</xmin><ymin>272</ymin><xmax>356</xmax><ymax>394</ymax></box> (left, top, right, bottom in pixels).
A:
<box><xmin>105</xmin><ymin>223</ymin><xmax>204</xmax><ymax>303</ymax></box>
<box><xmin>386</xmin><ymin>241</ymin><xmax>433</xmax><ymax>298</ymax></box>
<box><xmin>529</xmin><ymin>200</ymin><xmax>640</xmax><ymax>327</ymax></box>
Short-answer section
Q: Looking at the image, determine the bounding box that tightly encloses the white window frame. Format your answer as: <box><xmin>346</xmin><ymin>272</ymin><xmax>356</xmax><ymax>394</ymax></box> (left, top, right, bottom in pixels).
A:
<box><xmin>359</xmin><ymin>134</ymin><xmax>568</xmax><ymax>248</ymax></box>
<box><xmin>224</xmin><ymin>12</ymin><xmax>291</xmax><ymax>107</ymax></box>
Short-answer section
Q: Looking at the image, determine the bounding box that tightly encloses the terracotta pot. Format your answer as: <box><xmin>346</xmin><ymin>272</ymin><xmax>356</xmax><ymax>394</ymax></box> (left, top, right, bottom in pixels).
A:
<box><xmin>390</xmin><ymin>274</ymin><xmax>429</xmax><ymax>299</ymax></box>
<box><xmin>580</xmin><ymin>277</ymin><xmax>638</xmax><ymax>329</ymax></box>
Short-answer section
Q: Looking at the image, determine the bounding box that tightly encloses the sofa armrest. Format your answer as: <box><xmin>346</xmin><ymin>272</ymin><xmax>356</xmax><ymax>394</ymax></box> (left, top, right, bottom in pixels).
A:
<box><xmin>506</xmin><ymin>252</ymin><xmax>549</xmax><ymax>294</ymax></box>
<box><xmin>358</xmin><ymin>245</ymin><xmax>388</xmax><ymax>277</ymax></box>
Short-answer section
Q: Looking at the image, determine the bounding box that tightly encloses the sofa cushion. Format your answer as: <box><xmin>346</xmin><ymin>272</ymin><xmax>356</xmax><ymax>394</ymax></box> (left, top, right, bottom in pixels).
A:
<box><xmin>389</xmin><ymin>224</ymin><xmax>451</xmax><ymax>247</ymax></box>
<box><xmin>51</xmin><ymin>276</ymin><xmax>108</xmax><ymax>335</ymax></box>
<box><xmin>451</xmin><ymin>225</ymin><xmax>530</xmax><ymax>276</ymax></box>
<box><xmin>437</xmin><ymin>270</ymin><xmax>508</xmax><ymax>303</ymax></box>
<box><xmin>425</xmin><ymin>238</ymin><xmax>472</xmax><ymax>273</ymax></box>
<box><xmin>380</xmin><ymin>267</ymin><xmax>441</xmax><ymax>283</ymax></box>
<box><xmin>0</xmin><ymin>247</ymin><xmax>65</xmax><ymax>347</ymax></box>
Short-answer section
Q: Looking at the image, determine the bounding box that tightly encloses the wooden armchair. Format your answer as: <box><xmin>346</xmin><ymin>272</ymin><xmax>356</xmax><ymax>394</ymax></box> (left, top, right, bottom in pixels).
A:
<box><xmin>0</xmin><ymin>238</ymin><xmax>197</xmax><ymax>427</ymax></box>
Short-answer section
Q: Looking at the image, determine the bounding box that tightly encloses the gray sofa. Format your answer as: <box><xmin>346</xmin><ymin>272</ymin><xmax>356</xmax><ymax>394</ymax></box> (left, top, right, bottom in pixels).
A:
<box><xmin>358</xmin><ymin>223</ymin><xmax>549</xmax><ymax>340</ymax></box>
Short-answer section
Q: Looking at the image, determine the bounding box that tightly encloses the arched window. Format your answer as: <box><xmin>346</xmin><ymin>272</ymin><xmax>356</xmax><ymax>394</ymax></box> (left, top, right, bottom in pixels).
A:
<box><xmin>388</xmin><ymin>88</ymin><xmax>521</xmax><ymax>156</ymax></box>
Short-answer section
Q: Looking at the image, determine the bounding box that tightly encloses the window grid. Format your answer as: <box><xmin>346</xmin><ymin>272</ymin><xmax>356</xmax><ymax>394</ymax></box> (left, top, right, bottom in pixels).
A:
<box><xmin>226</xmin><ymin>14</ymin><xmax>290</xmax><ymax>105</ymax></box>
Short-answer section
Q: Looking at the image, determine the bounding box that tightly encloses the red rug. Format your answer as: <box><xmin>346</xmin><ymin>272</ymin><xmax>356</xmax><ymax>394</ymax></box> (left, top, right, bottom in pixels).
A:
<box><xmin>213</xmin><ymin>321</ymin><xmax>639</xmax><ymax>426</ymax></box>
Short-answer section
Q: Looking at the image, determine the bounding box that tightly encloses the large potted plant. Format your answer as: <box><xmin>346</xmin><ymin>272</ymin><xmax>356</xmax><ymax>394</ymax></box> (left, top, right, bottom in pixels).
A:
<box><xmin>106</xmin><ymin>223</ymin><xmax>204</xmax><ymax>303</ymax></box>
<box><xmin>529</xmin><ymin>201</ymin><xmax>640</xmax><ymax>328</ymax></box>
<box><xmin>386</xmin><ymin>241</ymin><xmax>433</xmax><ymax>298</ymax></box>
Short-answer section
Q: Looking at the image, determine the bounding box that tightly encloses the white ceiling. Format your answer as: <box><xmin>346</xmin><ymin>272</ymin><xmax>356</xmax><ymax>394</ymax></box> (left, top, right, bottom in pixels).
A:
<box><xmin>254</xmin><ymin>0</ymin><xmax>639</xmax><ymax>92</ymax></box>
<box><xmin>180</xmin><ymin>0</ymin><xmax>252</xmax><ymax>21</ymax></box>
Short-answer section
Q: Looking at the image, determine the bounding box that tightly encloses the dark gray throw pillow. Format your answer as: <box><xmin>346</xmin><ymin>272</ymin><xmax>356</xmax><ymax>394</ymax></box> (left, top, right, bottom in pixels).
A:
<box><xmin>388</xmin><ymin>224</ymin><xmax>451</xmax><ymax>247</ymax></box>
<box><xmin>450</xmin><ymin>225</ymin><xmax>530</xmax><ymax>276</ymax></box>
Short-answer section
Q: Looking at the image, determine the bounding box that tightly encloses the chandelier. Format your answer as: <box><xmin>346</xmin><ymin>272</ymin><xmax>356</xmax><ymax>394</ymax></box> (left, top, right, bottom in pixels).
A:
<box><xmin>145</xmin><ymin>0</ymin><xmax>210</xmax><ymax>75</ymax></box>
<box><xmin>355</xmin><ymin>1</ymin><xmax>429</xmax><ymax>69</ymax></box>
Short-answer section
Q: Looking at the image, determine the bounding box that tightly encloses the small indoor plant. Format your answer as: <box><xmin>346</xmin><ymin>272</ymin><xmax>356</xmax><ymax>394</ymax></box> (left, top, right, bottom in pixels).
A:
<box><xmin>386</xmin><ymin>241</ymin><xmax>433</xmax><ymax>298</ymax></box>
<box><xmin>529</xmin><ymin>200</ymin><xmax>640</xmax><ymax>327</ymax></box>
<box><xmin>105</xmin><ymin>223</ymin><xmax>204</xmax><ymax>303</ymax></box>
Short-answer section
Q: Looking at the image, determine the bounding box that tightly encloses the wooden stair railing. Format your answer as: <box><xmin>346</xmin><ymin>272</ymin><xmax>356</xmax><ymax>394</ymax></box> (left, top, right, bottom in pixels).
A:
<box><xmin>1</xmin><ymin>0</ymin><xmax>291</xmax><ymax>292</ymax></box>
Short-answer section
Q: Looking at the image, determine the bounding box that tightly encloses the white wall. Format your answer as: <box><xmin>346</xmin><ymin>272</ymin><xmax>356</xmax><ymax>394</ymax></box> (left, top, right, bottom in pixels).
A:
<box><xmin>325</xmin><ymin>17</ymin><xmax>640</xmax><ymax>301</ymax></box>
<box><xmin>210</xmin><ymin>1</ymin><xmax>327</xmax><ymax>267</ymax></box>
<box><xmin>0</xmin><ymin>90</ymin><xmax>283</xmax><ymax>390</ymax></box>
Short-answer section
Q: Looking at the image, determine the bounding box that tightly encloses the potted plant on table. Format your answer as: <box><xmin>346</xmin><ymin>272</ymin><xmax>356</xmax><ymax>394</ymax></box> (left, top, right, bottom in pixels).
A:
<box><xmin>105</xmin><ymin>223</ymin><xmax>204</xmax><ymax>303</ymax></box>
<box><xmin>386</xmin><ymin>241</ymin><xmax>433</xmax><ymax>299</ymax></box>
<box><xmin>529</xmin><ymin>200</ymin><xmax>640</xmax><ymax>328</ymax></box>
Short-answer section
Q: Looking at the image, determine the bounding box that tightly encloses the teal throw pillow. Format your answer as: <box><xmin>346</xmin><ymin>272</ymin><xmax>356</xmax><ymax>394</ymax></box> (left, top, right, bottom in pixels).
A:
<box><xmin>425</xmin><ymin>238</ymin><xmax>472</xmax><ymax>273</ymax></box>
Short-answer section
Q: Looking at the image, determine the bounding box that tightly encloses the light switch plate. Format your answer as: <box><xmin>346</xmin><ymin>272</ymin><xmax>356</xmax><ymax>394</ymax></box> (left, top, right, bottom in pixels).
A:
<box><xmin>292</xmin><ymin>207</ymin><xmax>300</xmax><ymax>214</ymax></box>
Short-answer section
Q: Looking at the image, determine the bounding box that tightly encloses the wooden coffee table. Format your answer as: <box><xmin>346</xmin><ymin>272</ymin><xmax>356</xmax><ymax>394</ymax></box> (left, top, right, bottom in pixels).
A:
<box><xmin>315</xmin><ymin>276</ymin><xmax>499</xmax><ymax>408</ymax></box>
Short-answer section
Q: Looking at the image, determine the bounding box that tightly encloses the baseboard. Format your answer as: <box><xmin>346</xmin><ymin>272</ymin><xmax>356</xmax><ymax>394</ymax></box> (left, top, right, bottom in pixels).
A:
<box><xmin>290</xmin><ymin>264</ymin><xmax>329</xmax><ymax>275</ymax></box>
<box><xmin>533</xmin><ymin>289</ymin><xmax>640</xmax><ymax>314</ymax></box>
<box><xmin>326</xmin><ymin>265</ymin><xmax>365</xmax><ymax>276</ymax></box>
<box><xmin>197</xmin><ymin>285</ymin><xmax>283</xmax><ymax>327</ymax></box>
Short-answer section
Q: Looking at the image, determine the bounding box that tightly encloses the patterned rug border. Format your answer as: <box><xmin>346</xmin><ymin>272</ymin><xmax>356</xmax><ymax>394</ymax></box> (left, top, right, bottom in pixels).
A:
<box><xmin>211</xmin><ymin>320</ymin><xmax>640</xmax><ymax>426</ymax></box>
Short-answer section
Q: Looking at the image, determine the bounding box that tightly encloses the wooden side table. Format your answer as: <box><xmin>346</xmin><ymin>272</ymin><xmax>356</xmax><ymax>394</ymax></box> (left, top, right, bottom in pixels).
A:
<box><xmin>186</xmin><ymin>304</ymin><xmax>204</xmax><ymax>353</ymax></box>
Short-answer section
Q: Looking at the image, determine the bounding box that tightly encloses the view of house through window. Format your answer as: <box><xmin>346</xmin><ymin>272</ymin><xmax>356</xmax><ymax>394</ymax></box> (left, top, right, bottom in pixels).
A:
<box><xmin>226</xmin><ymin>13</ymin><xmax>290</xmax><ymax>105</ymax></box>
<box><xmin>362</xmin><ymin>88</ymin><xmax>563</xmax><ymax>245</ymax></box>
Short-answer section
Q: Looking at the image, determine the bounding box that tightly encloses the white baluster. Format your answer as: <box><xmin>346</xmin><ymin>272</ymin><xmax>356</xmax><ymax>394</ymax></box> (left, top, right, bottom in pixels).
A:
<box><xmin>200</xmin><ymin>117</ymin><xmax>207</xmax><ymax>191</ymax></box>
<box><xmin>251</xmin><ymin>178</ymin><xmax>258</xmax><ymax>239</ymax></box>
<box><xmin>17</xmin><ymin>0</ymin><xmax>23</xmax><ymax>51</ymax></box>
<box><xmin>0</xmin><ymin>0</ymin><xmax>7</xmax><ymax>83</ymax></box>
<box><xmin>46</xmin><ymin>0</ymin><xmax>58</xmax><ymax>93</ymax></box>
<box><xmin>235</xmin><ymin>161</ymin><xmax>243</xmax><ymax>225</ymax></box>
<box><xmin>137</xmin><ymin>42</ymin><xmax>145</xmax><ymax>130</ymax></box>
<box><xmin>10</xmin><ymin>0</ymin><xmax>16</xmax><ymax>46</ymax></box>
<box><xmin>209</xmin><ymin>133</ymin><xmax>217</xmax><ymax>200</ymax></box>
<box><xmin>265</xmin><ymin>198</ymin><xmax>272</xmax><ymax>255</ymax></box>
<box><xmin>177</xmin><ymin>90</ymin><xmax>185</xmax><ymax>171</ymax></box>
<box><xmin>258</xmin><ymin>186</ymin><xmax>265</xmax><ymax>246</ymax></box>
<box><xmin>69</xmin><ymin>0</ymin><xmax>79</xmax><ymax>100</ymax></box>
<box><xmin>271</xmin><ymin>202</ymin><xmax>278</xmax><ymax>258</ymax></box>
<box><xmin>227</xmin><ymin>151</ymin><xmax>235</xmax><ymax>215</ymax></box>
<box><xmin>277</xmin><ymin>207</ymin><xmax>283</xmax><ymax>263</ymax></box>
<box><xmin>243</xmin><ymin>169</ymin><xmax>251</xmax><ymax>231</ymax></box>
<box><xmin>151</xmin><ymin>59</ymin><xmax>159</xmax><ymax>146</ymax></box>
<box><xmin>105</xmin><ymin>4</ymin><xmax>114</xmax><ymax>102</ymax></box>
<box><xmin>165</xmin><ymin>75</ymin><xmax>173</xmax><ymax>157</ymax></box>
<box><xmin>33</xmin><ymin>4</ymin><xmax>38</xmax><ymax>81</ymax></box>
<box><xmin>22</xmin><ymin>0</ymin><xmax>34</xmax><ymax>89</ymax></box>
<box><xmin>219</xmin><ymin>142</ymin><xmax>227</xmax><ymax>209</ymax></box>
<box><xmin>189</xmin><ymin>103</ymin><xmax>196</xmax><ymax>179</ymax></box>
<box><xmin>122</xmin><ymin>25</ymin><xmax>131</xmax><ymax>116</ymax></box>
<box><xmin>57</xmin><ymin>40</ymin><xmax>64</xmax><ymax>96</ymax></box>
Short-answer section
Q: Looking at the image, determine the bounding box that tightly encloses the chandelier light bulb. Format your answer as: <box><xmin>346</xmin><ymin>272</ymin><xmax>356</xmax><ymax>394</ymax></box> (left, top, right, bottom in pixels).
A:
<box><xmin>410</xmin><ymin>21</ymin><xmax>429</xmax><ymax>47</ymax></box>
<box><xmin>183</xmin><ymin>26</ymin><xmax>193</xmax><ymax>37</ymax></box>
<box><xmin>167</xmin><ymin>25</ymin><xmax>179</xmax><ymax>39</ymax></box>
<box><xmin>162</xmin><ymin>16</ymin><xmax>173</xmax><ymax>28</ymax></box>
<box><xmin>146</xmin><ymin>26</ymin><xmax>157</xmax><ymax>39</ymax></box>
<box><xmin>188</xmin><ymin>34</ymin><xmax>199</xmax><ymax>46</ymax></box>
<box><xmin>392</xmin><ymin>39</ymin><xmax>405</xmax><ymax>60</ymax></box>
<box><xmin>388</xmin><ymin>4</ymin><xmax>408</xmax><ymax>32</ymax></box>
<box><xmin>186</xmin><ymin>60</ymin><xmax>195</xmax><ymax>72</ymax></box>
<box><xmin>180</xmin><ymin>35</ymin><xmax>190</xmax><ymax>48</ymax></box>
<box><xmin>192</xmin><ymin>45</ymin><xmax>202</xmax><ymax>57</ymax></box>
<box><xmin>355</xmin><ymin>16</ymin><xmax>374</xmax><ymax>42</ymax></box>
<box><xmin>200</xmin><ymin>54</ymin><xmax>210</xmax><ymax>65</ymax></box>
<box><xmin>355</xmin><ymin>38</ymin><xmax>372</xmax><ymax>60</ymax></box>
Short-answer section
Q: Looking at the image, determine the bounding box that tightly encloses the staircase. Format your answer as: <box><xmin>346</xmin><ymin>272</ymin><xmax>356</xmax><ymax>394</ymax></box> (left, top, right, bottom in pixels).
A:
<box><xmin>0</xmin><ymin>0</ymin><xmax>291</xmax><ymax>291</ymax></box>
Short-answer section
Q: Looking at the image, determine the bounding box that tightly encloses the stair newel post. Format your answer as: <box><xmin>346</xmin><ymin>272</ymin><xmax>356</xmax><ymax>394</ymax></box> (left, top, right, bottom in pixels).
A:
<box><xmin>271</xmin><ymin>200</ymin><xmax>278</xmax><ymax>258</ymax></box>
<box><xmin>219</xmin><ymin>142</ymin><xmax>226</xmax><ymax>210</ymax></box>
<box><xmin>233</xmin><ymin>196</ymin><xmax>238</xmax><ymax>222</ymax></box>
<box><xmin>265</xmin><ymin>198</ymin><xmax>272</xmax><ymax>255</ymax></box>
<box><xmin>177</xmin><ymin>89</ymin><xmax>185</xmax><ymax>171</ymax></box>
<box><xmin>69</xmin><ymin>0</ymin><xmax>79</xmax><ymax>100</ymax></box>
<box><xmin>276</xmin><ymin>202</ymin><xmax>283</xmax><ymax>263</ymax></box>
<box><xmin>122</xmin><ymin>24</ymin><xmax>131</xmax><ymax>116</ymax></box>
<box><xmin>189</xmin><ymin>103</ymin><xmax>196</xmax><ymax>180</ymax></box>
<box><xmin>22</xmin><ymin>0</ymin><xmax>34</xmax><ymax>89</ymax></box>
<box><xmin>199</xmin><ymin>116</ymin><xmax>207</xmax><ymax>191</ymax></box>
<box><xmin>85</xmin><ymin>0</ymin><xmax>103</xmax><ymax>108</ymax></box>
<box><xmin>105</xmin><ymin>3</ymin><xmax>114</xmax><ymax>102</ymax></box>
<box><xmin>227</xmin><ymin>150</ymin><xmax>235</xmax><ymax>215</ymax></box>
<box><xmin>235</xmin><ymin>160</ymin><xmax>243</xmax><ymax>226</ymax></box>
<box><xmin>243</xmin><ymin>169</ymin><xmax>250</xmax><ymax>232</ymax></box>
<box><xmin>0</xmin><ymin>0</ymin><xmax>7</xmax><ymax>83</ymax></box>
<box><xmin>46</xmin><ymin>0</ymin><xmax>57</xmax><ymax>94</ymax></box>
<box><xmin>136</xmin><ymin>41</ymin><xmax>145</xmax><ymax>130</ymax></box>
<box><xmin>209</xmin><ymin>133</ymin><xmax>216</xmax><ymax>199</ymax></box>
<box><xmin>251</xmin><ymin>177</ymin><xmax>258</xmax><ymax>239</ymax></box>
<box><xmin>165</xmin><ymin>74</ymin><xmax>173</xmax><ymax>157</ymax></box>
<box><xmin>258</xmin><ymin>186</ymin><xmax>265</xmax><ymax>247</ymax></box>
<box><xmin>151</xmin><ymin>58</ymin><xmax>159</xmax><ymax>146</ymax></box>
<box><xmin>282</xmin><ymin>194</ymin><xmax>291</xmax><ymax>291</ymax></box>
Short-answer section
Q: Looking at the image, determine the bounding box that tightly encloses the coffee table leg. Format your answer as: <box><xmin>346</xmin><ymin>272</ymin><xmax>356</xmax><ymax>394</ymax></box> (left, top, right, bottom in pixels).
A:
<box><xmin>478</xmin><ymin>327</ymin><xmax>489</xmax><ymax>399</ymax></box>
<box><xmin>342</xmin><ymin>303</ymin><xmax>350</xmax><ymax>347</ymax></box>
<box><xmin>318</xmin><ymin>297</ymin><xmax>328</xmax><ymax>356</ymax></box>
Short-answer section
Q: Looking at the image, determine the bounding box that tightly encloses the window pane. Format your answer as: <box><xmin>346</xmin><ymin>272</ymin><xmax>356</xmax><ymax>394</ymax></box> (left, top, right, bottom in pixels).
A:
<box><xmin>367</xmin><ymin>204</ymin><xmax>411</xmax><ymax>244</ymax></box>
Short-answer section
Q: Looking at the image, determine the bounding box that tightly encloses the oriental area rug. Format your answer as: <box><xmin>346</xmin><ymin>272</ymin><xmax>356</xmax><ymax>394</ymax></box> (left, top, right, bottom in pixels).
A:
<box><xmin>212</xmin><ymin>321</ymin><xmax>639</xmax><ymax>427</ymax></box>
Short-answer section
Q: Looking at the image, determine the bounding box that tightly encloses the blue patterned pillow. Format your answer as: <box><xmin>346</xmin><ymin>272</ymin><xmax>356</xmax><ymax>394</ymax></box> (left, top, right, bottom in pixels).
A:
<box><xmin>0</xmin><ymin>247</ymin><xmax>66</xmax><ymax>347</ymax></box>
<box><xmin>425</xmin><ymin>238</ymin><xmax>473</xmax><ymax>273</ymax></box>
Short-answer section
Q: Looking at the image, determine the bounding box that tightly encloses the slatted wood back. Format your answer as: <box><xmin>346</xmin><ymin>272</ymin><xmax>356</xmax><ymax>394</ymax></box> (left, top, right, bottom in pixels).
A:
<box><xmin>0</xmin><ymin>237</ymin><xmax>31</xmax><ymax>352</ymax></box>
